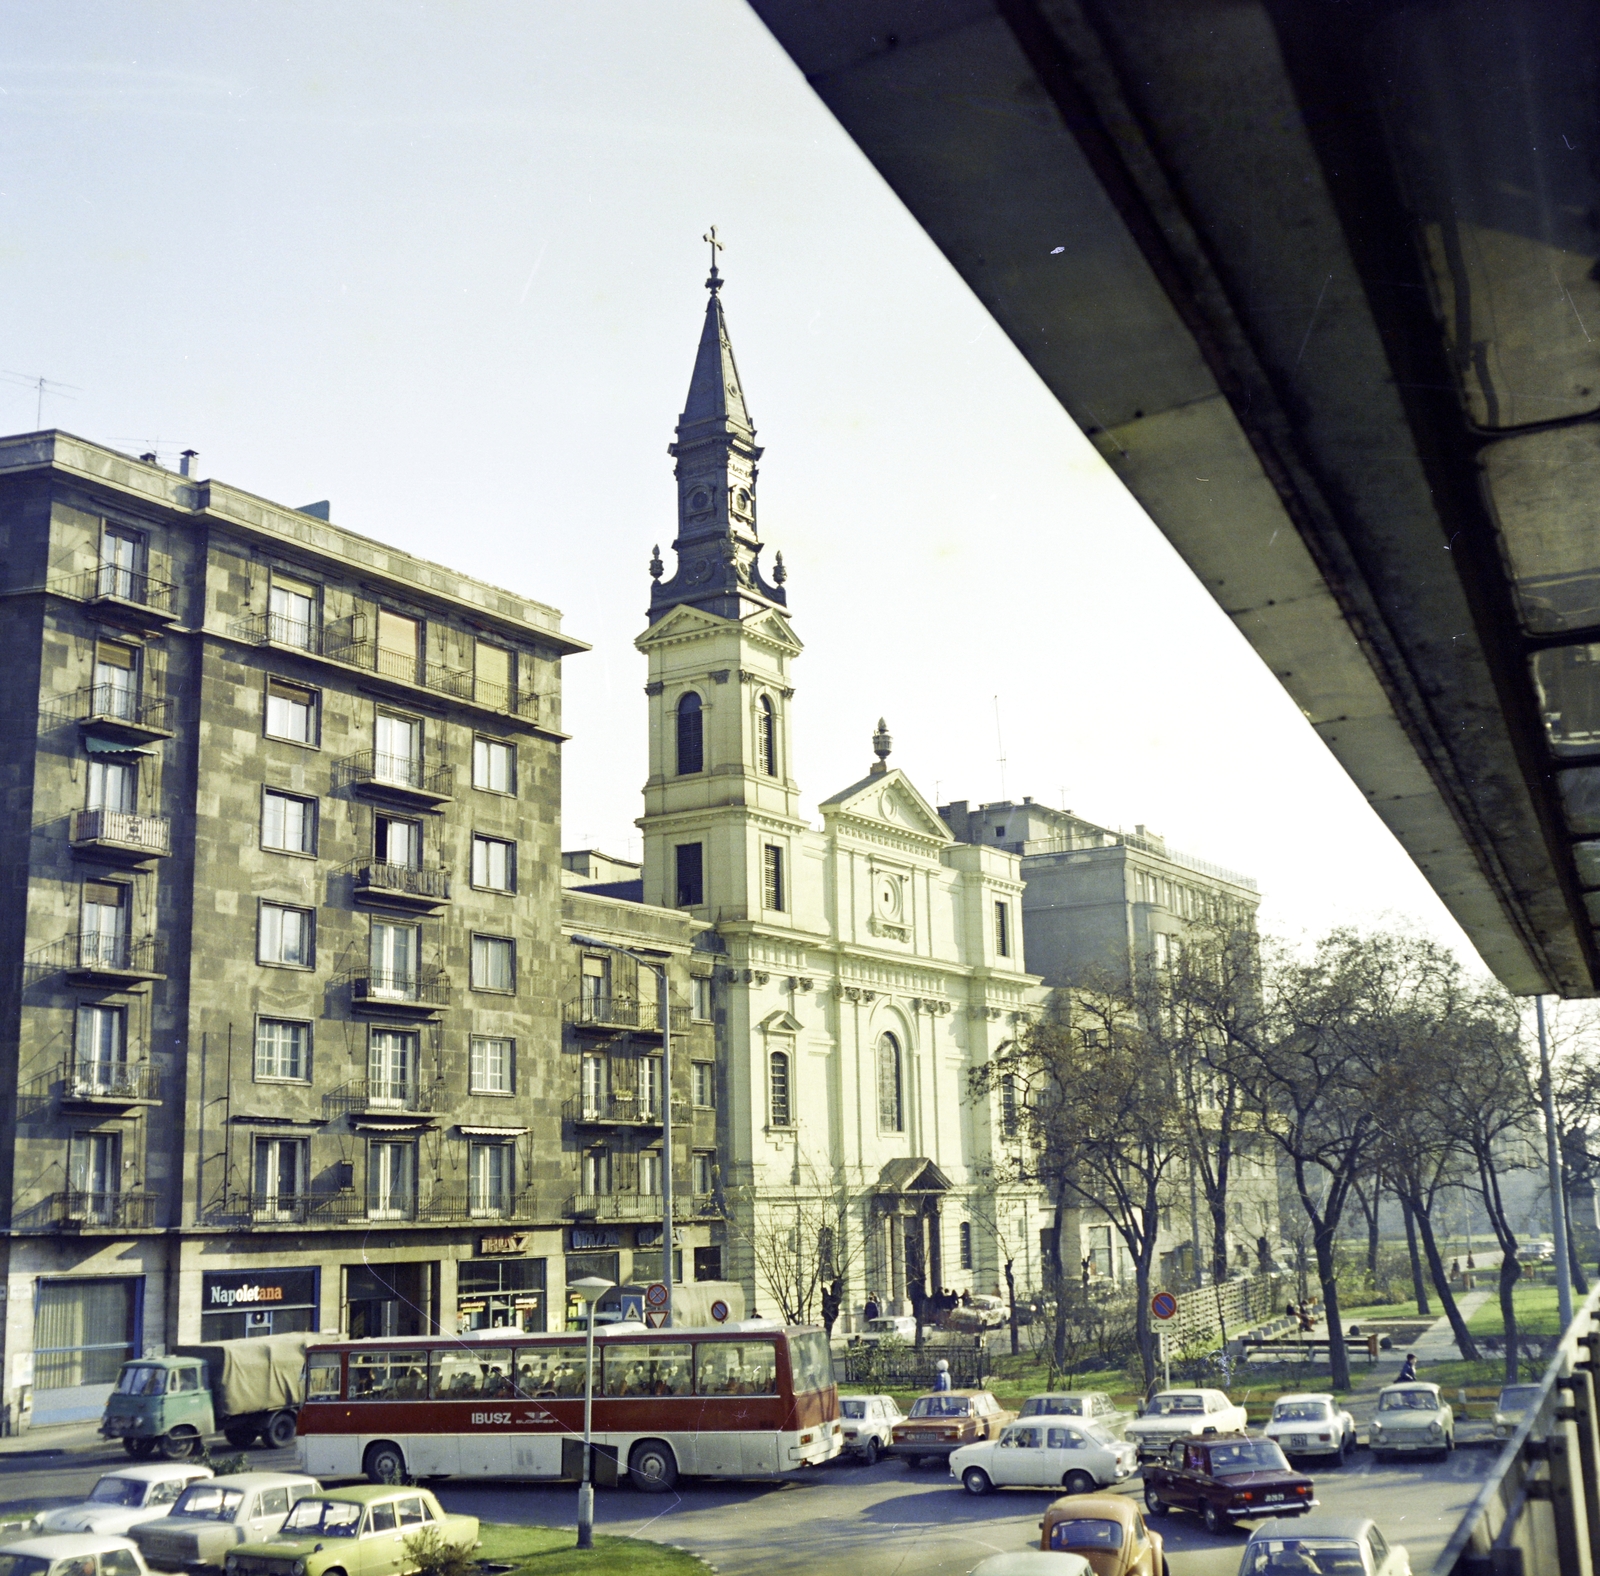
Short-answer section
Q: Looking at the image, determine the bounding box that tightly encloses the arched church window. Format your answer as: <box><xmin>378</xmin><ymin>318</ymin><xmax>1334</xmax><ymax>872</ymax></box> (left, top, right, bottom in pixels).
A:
<box><xmin>959</xmin><ymin>1221</ymin><xmax>973</xmax><ymax>1270</ymax></box>
<box><xmin>877</xmin><ymin>1032</ymin><xmax>903</xmax><ymax>1132</ymax></box>
<box><xmin>1000</xmin><ymin>1073</ymin><xmax>1018</xmax><ymax>1136</ymax></box>
<box><xmin>757</xmin><ymin>695</ymin><xmax>776</xmax><ymax>777</ymax></box>
<box><xmin>768</xmin><ymin>1049</ymin><xmax>792</xmax><ymax>1128</ymax></box>
<box><xmin>676</xmin><ymin>691</ymin><xmax>703</xmax><ymax>775</ymax></box>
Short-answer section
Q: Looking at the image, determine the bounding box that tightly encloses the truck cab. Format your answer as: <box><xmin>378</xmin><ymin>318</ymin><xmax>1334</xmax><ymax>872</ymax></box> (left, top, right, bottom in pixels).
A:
<box><xmin>101</xmin><ymin>1358</ymin><xmax>214</xmax><ymax>1460</ymax></box>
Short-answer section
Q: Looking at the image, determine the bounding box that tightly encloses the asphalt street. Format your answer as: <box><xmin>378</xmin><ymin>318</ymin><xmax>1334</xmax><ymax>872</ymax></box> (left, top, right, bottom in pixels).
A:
<box><xmin>0</xmin><ymin>1434</ymin><xmax>1492</xmax><ymax>1576</ymax></box>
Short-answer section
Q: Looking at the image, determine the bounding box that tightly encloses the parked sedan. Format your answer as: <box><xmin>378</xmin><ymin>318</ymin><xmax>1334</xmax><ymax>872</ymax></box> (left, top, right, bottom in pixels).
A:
<box><xmin>888</xmin><ymin>1390</ymin><xmax>1015</xmax><ymax>1466</ymax></box>
<box><xmin>0</xmin><ymin>1536</ymin><xmax>151</xmax><ymax>1576</ymax></box>
<box><xmin>223</xmin><ymin>1488</ymin><xmax>477</xmax><ymax>1576</ymax></box>
<box><xmin>36</xmin><ymin>1469</ymin><xmax>214</xmax><ymax>1537</ymax></box>
<box><xmin>1019</xmin><ymin>1392</ymin><xmax>1136</xmax><ymax>1440</ymax></box>
<box><xmin>1238</xmin><ymin>1514</ymin><xmax>1410</xmax><ymax>1576</ymax></box>
<box><xmin>1123</xmin><ymin>1389</ymin><xmax>1250</xmax><ymax>1462</ymax></box>
<box><xmin>969</xmin><ymin>1556</ymin><xmax>1092</xmax><ymax>1576</ymax></box>
<box><xmin>1262</xmin><ymin>1393</ymin><xmax>1356</xmax><ymax>1464</ymax></box>
<box><xmin>839</xmin><ymin>1395</ymin><xmax>904</xmax><ymax>1464</ymax></box>
<box><xmin>1492</xmin><ymin>1384</ymin><xmax>1540</xmax><ymax>1439</ymax></box>
<box><xmin>129</xmin><ymin>1475</ymin><xmax>320</xmax><ymax>1573</ymax></box>
<box><xmin>1367</xmin><ymin>1383</ymin><xmax>1454</xmax><ymax>1460</ymax></box>
<box><xmin>1040</xmin><ymin>1494</ymin><xmax>1167</xmax><ymax>1576</ymax></box>
<box><xmin>1143</xmin><ymin>1435</ymin><xmax>1315</xmax><ymax>1534</ymax></box>
<box><xmin>952</xmin><ymin>1419</ymin><xmax>1136</xmax><ymax>1495</ymax></box>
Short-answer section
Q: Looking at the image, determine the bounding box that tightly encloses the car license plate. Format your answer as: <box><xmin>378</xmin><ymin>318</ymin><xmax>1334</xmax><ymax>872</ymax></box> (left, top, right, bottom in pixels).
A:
<box><xmin>1265</xmin><ymin>1494</ymin><xmax>1286</xmax><ymax>1502</ymax></box>
<box><xmin>1289</xmin><ymin>1435</ymin><xmax>1306</xmax><ymax>1447</ymax></box>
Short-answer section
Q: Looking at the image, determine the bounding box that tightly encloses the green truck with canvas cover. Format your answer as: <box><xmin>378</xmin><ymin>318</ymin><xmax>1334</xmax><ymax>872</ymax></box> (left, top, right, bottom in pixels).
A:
<box><xmin>100</xmin><ymin>1335</ymin><xmax>311</xmax><ymax>1458</ymax></box>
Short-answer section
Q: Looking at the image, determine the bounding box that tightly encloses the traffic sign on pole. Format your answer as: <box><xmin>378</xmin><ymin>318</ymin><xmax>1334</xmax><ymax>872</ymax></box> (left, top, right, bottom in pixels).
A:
<box><xmin>1151</xmin><ymin>1291</ymin><xmax>1178</xmax><ymax>1321</ymax></box>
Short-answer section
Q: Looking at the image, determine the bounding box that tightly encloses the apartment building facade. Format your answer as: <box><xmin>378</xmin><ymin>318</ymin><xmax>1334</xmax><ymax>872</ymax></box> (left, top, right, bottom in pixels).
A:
<box><xmin>0</xmin><ymin>432</ymin><xmax>594</xmax><ymax>1428</ymax></box>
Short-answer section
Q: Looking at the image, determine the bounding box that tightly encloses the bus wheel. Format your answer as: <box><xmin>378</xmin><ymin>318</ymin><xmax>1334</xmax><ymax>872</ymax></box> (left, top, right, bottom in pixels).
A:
<box><xmin>160</xmin><ymin>1428</ymin><xmax>199</xmax><ymax>1460</ymax></box>
<box><xmin>264</xmin><ymin>1411</ymin><xmax>298</xmax><ymax>1449</ymax></box>
<box><xmin>628</xmin><ymin>1440</ymin><xmax>679</xmax><ymax>1494</ymax></box>
<box><xmin>364</xmin><ymin>1441</ymin><xmax>408</xmax><ymax>1484</ymax></box>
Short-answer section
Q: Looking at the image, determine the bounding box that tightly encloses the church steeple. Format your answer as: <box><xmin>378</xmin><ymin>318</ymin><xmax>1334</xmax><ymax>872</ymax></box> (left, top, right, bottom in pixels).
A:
<box><xmin>649</xmin><ymin>231</ymin><xmax>788</xmax><ymax>624</ymax></box>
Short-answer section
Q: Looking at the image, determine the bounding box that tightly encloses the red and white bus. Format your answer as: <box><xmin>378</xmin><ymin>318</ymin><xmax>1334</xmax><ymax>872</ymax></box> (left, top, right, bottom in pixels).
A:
<box><xmin>297</xmin><ymin>1320</ymin><xmax>841</xmax><ymax>1491</ymax></box>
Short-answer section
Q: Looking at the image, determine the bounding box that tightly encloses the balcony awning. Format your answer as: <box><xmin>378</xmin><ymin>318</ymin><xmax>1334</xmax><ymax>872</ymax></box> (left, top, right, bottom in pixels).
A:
<box><xmin>84</xmin><ymin>735</ymin><xmax>155</xmax><ymax>756</ymax></box>
<box><xmin>457</xmin><ymin>1125</ymin><xmax>528</xmax><ymax>1137</ymax></box>
<box><xmin>351</xmin><ymin>1117</ymin><xmax>435</xmax><ymax>1132</ymax></box>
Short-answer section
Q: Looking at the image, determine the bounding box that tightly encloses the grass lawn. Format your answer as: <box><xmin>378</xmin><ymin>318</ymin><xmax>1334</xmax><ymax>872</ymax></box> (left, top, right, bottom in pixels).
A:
<box><xmin>476</xmin><ymin>1524</ymin><xmax>708</xmax><ymax>1576</ymax></box>
<box><xmin>1467</xmin><ymin>1283</ymin><xmax>1565</xmax><ymax>1336</ymax></box>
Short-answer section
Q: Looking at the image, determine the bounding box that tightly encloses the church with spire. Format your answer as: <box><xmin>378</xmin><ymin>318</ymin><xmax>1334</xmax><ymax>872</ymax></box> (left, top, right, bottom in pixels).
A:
<box><xmin>631</xmin><ymin>247</ymin><xmax>1046</xmax><ymax>1322</ymax></box>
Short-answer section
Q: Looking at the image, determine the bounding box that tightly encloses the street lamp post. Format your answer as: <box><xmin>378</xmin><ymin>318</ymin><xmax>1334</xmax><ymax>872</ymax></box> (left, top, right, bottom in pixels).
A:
<box><xmin>569</xmin><ymin>1274</ymin><xmax>614</xmax><ymax>1550</ymax></box>
<box><xmin>570</xmin><ymin>936</ymin><xmax>674</xmax><ymax>1324</ymax></box>
<box><xmin>1535</xmin><ymin>996</ymin><xmax>1575</xmax><ymax>1330</ymax></box>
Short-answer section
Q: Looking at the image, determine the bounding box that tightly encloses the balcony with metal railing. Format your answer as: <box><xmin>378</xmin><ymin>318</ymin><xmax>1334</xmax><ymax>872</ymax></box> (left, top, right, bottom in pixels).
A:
<box><xmin>67</xmin><ymin>682</ymin><xmax>173</xmax><ymax>743</ymax></box>
<box><xmin>352</xmin><ymin>862</ymin><xmax>451</xmax><ymax>912</ymax></box>
<box><xmin>335</xmin><ymin>750</ymin><xmax>454</xmax><ymax>808</ymax></box>
<box><xmin>28</xmin><ymin>932</ymin><xmax>165</xmax><ymax>987</ymax></box>
<box><xmin>70</xmin><ymin>809</ymin><xmax>172</xmax><ymax>863</ymax></box>
<box><xmin>59</xmin><ymin>1059</ymin><xmax>161</xmax><ymax>1108</ymax></box>
<box><xmin>228</xmin><ymin>610</ymin><xmax>326</xmax><ymax>652</ymax></box>
<box><xmin>49</xmin><ymin>1190</ymin><xmax>161</xmax><ymax>1230</ymax></box>
<box><xmin>567</xmin><ymin>1191</ymin><xmax>669</xmax><ymax>1222</ymax></box>
<box><xmin>214</xmin><ymin>1182</ymin><xmax>545</xmax><ymax>1228</ymax></box>
<box><xmin>345</xmin><ymin>965</ymin><xmax>450</xmax><ymax>1017</ymax></box>
<box><xmin>562</xmin><ymin>1095</ymin><xmax>690</xmax><ymax>1129</ymax></box>
<box><xmin>563</xmin><ymin>993</ymin><xmax>691</xmax><ymax>1034</ymax></box>
<box><xmin>323</xmin><ymin>1076</ymin><xmax>442</xmax><ymax>1117</ymax></box>
<box><xmin>51</xmin><ymin>565</ymin><xmax>178</xmax><ymax>624</ymax></box>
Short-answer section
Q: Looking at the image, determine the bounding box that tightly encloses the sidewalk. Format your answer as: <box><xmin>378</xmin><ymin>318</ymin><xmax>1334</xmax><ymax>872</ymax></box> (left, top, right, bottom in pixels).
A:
<box><xmin>0</xmin><ymin>1421</ymin><xmax>106</xmax><ymax>1458</ymax></box>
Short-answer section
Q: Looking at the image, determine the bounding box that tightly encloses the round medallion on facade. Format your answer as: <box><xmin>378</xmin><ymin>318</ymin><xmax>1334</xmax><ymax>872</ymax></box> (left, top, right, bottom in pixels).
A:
<box><xmin>875</xmin><ymin>872</ymin><xmax>902</xmax><ymax>920</ymax></box>
<box><xmin>688</xmin><ymin>487</ymin><xmax>712</xmax><ymax>513</ymax></box>
<box><xmin>880</xmin><ymin>792</ymin><xmax>896</xmax><ymax>820</ymax></box>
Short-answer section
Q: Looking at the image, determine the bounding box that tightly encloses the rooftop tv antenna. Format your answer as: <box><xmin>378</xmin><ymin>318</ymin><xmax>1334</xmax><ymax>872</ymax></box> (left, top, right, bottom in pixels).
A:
<box><xmin>3</xmin><ymin>371</ymin><xmax>80</xmax><ymax>429</ymax></box>
<box><xmin>994</xmin><ymin>695</ymin><xmax>1008</xmax><ymax>801</ymax></box>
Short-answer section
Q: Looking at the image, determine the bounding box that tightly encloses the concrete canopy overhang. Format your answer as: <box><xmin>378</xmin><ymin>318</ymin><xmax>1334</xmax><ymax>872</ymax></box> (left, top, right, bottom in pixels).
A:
<box><xmin>749</xmin><ymin>0</ymin><xmax>1600</xmax><ymax>995</ymax></box>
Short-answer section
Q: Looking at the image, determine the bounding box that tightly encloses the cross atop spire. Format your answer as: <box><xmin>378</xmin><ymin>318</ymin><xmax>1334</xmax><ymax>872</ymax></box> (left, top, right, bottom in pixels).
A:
<box><xmin>704</xmin><ymin>225</ymin><xmax>724</xmax><ymax>294</ymax></box>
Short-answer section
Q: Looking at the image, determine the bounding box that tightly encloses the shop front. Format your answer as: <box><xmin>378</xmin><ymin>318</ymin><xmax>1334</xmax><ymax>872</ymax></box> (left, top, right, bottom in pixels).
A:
<box><xmin>30</xmin><ymin>1275</ymin><xmax>143</xmax><ymax>1427</ymax></box>
<box><xmin>200</xmin><ymin>1268</ymin><xmax>319</xmax><ymax>1342</ymax></box>
<box><xmin>344</xmin><ymin>1262</ymin><xmax>436</xmax><ymax>1338</ymax></box>
<box><xmin>455</xmin><ymin>1235</ymin><xmax>546</xmax><ymax>1333</ymax></box>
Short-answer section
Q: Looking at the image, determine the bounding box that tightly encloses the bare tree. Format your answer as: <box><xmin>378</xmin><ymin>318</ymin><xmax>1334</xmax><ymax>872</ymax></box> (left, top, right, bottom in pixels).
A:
<box><xmin>723</xmin><ymin>1160</ymin><xmax>863</xmax><ymax>1327</ymax></box>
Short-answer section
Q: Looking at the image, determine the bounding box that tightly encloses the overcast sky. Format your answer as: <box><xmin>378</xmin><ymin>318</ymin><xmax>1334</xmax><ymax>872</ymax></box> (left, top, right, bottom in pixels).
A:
<box><xmin>0</xmin><ymin>0</ymin><xmax>1478</xmax><ymax>959</ymax></box>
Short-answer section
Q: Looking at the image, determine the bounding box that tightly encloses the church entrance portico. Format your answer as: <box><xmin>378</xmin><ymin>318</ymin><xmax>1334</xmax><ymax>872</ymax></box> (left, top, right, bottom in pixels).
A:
<box><xmin>870</xmin><ymin>1159</ymin><xmax>950</xmax><ymax>1319</ymax></box>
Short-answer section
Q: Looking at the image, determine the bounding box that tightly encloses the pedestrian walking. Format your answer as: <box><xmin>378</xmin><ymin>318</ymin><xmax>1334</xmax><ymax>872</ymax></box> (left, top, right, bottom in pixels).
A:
<box><xmin>1399</xmin><ymin>1351</ymin><xmax>1418</xmax><ymax>1383</ymax></box>
<box><xmin>864</xmin><ymin>1294</ymin><xmax>880</xmax><ymax>1322</ymax></box>
<box><xmin>934</xmin><ymin>1359</ymin><xmax>952</xmax><ymax>1392</ymax></box>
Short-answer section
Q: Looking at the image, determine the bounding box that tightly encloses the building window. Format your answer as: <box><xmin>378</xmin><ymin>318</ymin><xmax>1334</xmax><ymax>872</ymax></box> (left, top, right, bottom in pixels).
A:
<box><xmin>470</xmin><ymin>1036</ymin><xmax>514</xmax><ymax>1094</ymax></box>
<box><xmin>473</xmin><ymin>736</ymin><xmax>515</xmax><ymax>793</ymax></box>
<box><xmin>877</xmin><ymin>1033</ymin><xmax>903</xmax><ymax>1132</ymax></box>
<box><xmin>80</xmin><ymin>881</ymin><xmax>127</xmax><ymax>965</ymax></box>
<box><xmin>994</xmin><ymin>900</ymin><xmax>1011</xmax><ymax>958</ymax></box>
<box><xmin>692</xmin><ymin>1152</ymin><xmax>714</xmax><ymax>1196</ymax></box>
<box><xmin>469</xmin><ymin>1143</ymin><xmax>514</xmax><ymax>1216</ymax></box>
<box><xmin>691</xmin><ymin>975</ymin><xmax>712</xmax><ymax>1020</ymax></box>
<box><xmin>676</xmin><ymin>692</ymin><xmax>703</xmax><ymax>775</ymax></box>
<box><xmin>92</xmin><ymin>640</ymin><xmax>139</xmax><ymax>721</ymax></box>
<box><xmin>253</xmin><ymin>1137</ymin><xmax>306</xmax><ymax>1217</ymax></box>
<box><xmin>369</xmin><ymin>1028</ymin><xmax>418</xmax><ymax>1105</ymax></box>
<box><xmin>261</xmin><ymin>790</ymin><xmax>316</xmax><ymax>855</ymax></box>
<box><xmin>474</xmin><ymin>641</ymin><xmax>515</xmax><ymax>710</ymax></box>
<box><xmin>376</xmin><ymin>609</ymin><xmax>420</xmax><ymax>684</ymax></box>
<box><xmin>994</xmin><ymin>825</ymin><xmax>1006</xmax><ymax>838</ymax></box>
<box><xmin>691</xmin><ymin>1061</ymin><xmax>715</xmax><ymax>1107</ymax></box>
<box><xmin>1088</xmin><ymin>1224</ymin><xmax>1113</xmax><ymax>1280</ymax></box>
<box><xmin>762</xmin><ymin>844</ymin><xmax>785</xmax><ymax>911</ymax></box>
<box><xmin>374</xmin><ymin>814</ymin><xmax>421</xmax><ymax>867</ymax></box>
<box><xmin>74</xmin><ymin>1006</ymin><xmax>126</xmax><ymax>1093</ymax></box>
<box><xmin>370</xmin><ymin>919</ymin><xmax>419</xmax><ymax>997</ymax></box>
<box><xmin>580</xmin><ymin>955</ymin><xmax>610</xmax><ymax>1018</ymax></box>
<box><xmin>1001</xmin><ymin>1073</ymin><xmax>1019</xmax><ymax>1136</ymax></box>
<box><xmin>675</xmin><ymin>843</ymin><xmax>704</xmax><ymax>907</ymax></box>
<box><xmin>265</xmin><ymin>678</ymin><xmax>318</xmax><ymax>744</ymax></box>
<box><xmin>99</xmin><ymin>525</ymin><xmax>145</xmax><ymax>599</ymax></box>
<box><xmin>580</xmin><ymin>1053</ymin><xmax>609</xmax><ymax>1117</ymax></box>
<box><xmin>756</xmin><ymin>694</ymin><xmax>776</xmax><ymax>776</ymax></box>
<box><xmin>639</xmin><ymin>1150</ymin><xmax>662</xmax><ymax>1197</ymax></box>
<box><xmin>959</xmin><ymin>1221</ymin><xmax>973</xmax><ymax>1270</ymax></box>
<box><xmin>259</xmin><ymin>902</ymin><xmax>314</xmax><ymax>968</ymax></box>
<box><xmin>255</xmin><ymin>1019</ymin><xmax>310</xmax><ymax>1081</ymax></box>
<box><xmin>471</xmin><ymin>934</ymin><xmax>515</xmax><ymax>993</ymax></box>
<box><xmin>87</xmin><ymin>757</ymin><xmax>136</xmax><ymax>814</ymax></box>
<box><xmin>768</xmin><ymin>1048</ymin><xmax>792</xmax><ymax>1128</ymax></box>
<box><xmin>68</xmin><ymin>1130</ymin><xmax>122</xmax><ymax>1217</ymax></box>
<box><xmin>268</xmin><ymin>580</ymin><xmax>316</xmax><ymax>649</ymax></box>
<box><xmin>581</xmin><ymin>1147</ymin><xmax>612</xmax><ymax>1196</ymax></box>
<box><xmin>638</xmin><ymin>1056</ymin><xmax>662</xmax><ymax>1118</ymax></box>
<box><xmin>368</xmin><ymin>1140</ymin><xmax>417</xmax><ymax>1219</ymax></box>
<box><xmin>471</xmin><ymin>835</ymin><xmax>515</xmax><ymax>892</ymax></box>
<box><xmin>374</xmin><ymin>711</ymin><xmax>422</xmax><ymax>787</ymax></box>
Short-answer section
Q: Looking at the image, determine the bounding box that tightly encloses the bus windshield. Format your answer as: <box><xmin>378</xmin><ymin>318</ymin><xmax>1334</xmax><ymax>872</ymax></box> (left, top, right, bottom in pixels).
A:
<box><xmin>787</xmin><ymin>1331</ymin><xmax>833</xmax><ymax>1395</ymax></box>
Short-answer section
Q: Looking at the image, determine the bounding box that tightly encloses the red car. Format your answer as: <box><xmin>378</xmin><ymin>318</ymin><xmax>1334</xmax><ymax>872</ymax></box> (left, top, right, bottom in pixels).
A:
<box><xmin>1143</xmin><ymin>1434</ymin><xmax>1315</xmax><ymax>1535</ymax></box>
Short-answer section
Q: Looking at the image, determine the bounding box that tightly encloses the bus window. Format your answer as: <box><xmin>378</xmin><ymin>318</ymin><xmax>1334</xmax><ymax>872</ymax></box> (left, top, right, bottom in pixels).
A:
<box><xmin>786</xmin><ymin>1331</ymin><xmax>833</xmax><ymax>1395</ymax></box>
<box><xmin>695</xmin><ymin>1342</ymin><xmax>778</xmax><ymax>1397</ymax></box>
<box><xmin>305</xmin><ymin>1352</ymin><xmax>342</xmax><ymax>1400</ymax></box>
<box><xmin>515</xmin><ymin>1344</ymin><xmax>586</xmax><ymax>1398</ymax></box>
<box><xmin>430</xmin><ymin>1348</ymin><xmax>512</xmax><ymax>1400</ymax></box>
<box><xmin>348</xmin><ymin>1350</ymin><xmax>429</xmax><ymax>1401</ymax></box>
<box><xmin>602</xmin><ymin>1343</ymin><xmax>693</xmax><ymax>1398</ymax></box>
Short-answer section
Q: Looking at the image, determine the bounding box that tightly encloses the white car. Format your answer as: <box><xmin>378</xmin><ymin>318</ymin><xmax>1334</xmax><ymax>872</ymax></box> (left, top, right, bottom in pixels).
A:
<box><xmin>1123</xmin><ymin>1388</ymin><xmax>1250</xmax><ymax>1461</ymax></box>
<box><xmin>950</xmin><ymin>1419</ymin><xmax>1137</xmax><ymax>1495</ymax></box>
<box><xmin>1262</xmin><ymin>1392</ymin><xmax>1356</xmax><ymax>1463</ymax></box>
<box><xmin>968</xmin><ymin>1556</ymin><xmax>1092</xmax><ymax>1576</ymax></box>
<box><xmin>839</xmin><ymin>1393</ymin><xmax>904</xmax><ymax>1464</ymax></box>
<box><xmin>35</xmin><ymin>1468</ymin><xmax>214</xmax><ymax>1537</ymax></box>
<box><xmin>1368</xmin><ymin>1382</ymin><xmax>1454</xmax><ymax>1459</ymax></box>
<box><xmin>1018</xmin><ymin>1391</ymin><xmax>1136</xmax><ymax>1440</ymax></box>
<box><xmin>1493</xmin><ymin>1383</ymin><xmax>1541</xmax><ymax>1438</ymax></box>
<box><xmin>1239</xmin><ymin>1514</ymin><xmax>1411</xmax><ymax>1576</ymax></box>
<box><xmin>966</xmin><ymin>1295</ymin><xmax>1010</xmax><ymax>1329</ymax></box>
<box><xmin>851</xmin><ymin>1315</ymin><xmax>920</xmax><ymax>1345</ymax></box>
<box><xmin>0</xmin><ymin>1535</ymin><xmax>152</xmax><ymax>1576</ymax></box>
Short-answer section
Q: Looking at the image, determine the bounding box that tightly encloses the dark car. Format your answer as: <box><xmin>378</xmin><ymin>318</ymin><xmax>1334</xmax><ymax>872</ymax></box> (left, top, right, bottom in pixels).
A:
<box><xmin>1142</xmin><ymin>1433</ymin><xmax>1316</xmax><ymax>1535</ymax></box>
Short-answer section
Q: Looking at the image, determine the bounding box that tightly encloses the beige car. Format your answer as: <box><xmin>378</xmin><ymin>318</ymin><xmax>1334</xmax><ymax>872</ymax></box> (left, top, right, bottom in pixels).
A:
<box><xmin>888</xmin><ymin>1389</ymin><xmax>1016</xmax><ymax>1467</ymax></box>
<box><xmin>129</xmin><ymin>1476</ymin><xmax>320</xmax><ymax>1573</ymax></box>
<box><xmin>1368</xmin><ymin>1382</ymin><xmax>1454</xmax><ymax>1460</ymax></box>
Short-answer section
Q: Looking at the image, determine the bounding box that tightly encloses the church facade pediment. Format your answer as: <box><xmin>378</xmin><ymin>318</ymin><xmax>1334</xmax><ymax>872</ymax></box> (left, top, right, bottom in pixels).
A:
<box><xmin>820</xmin><ymin>768</ymin><xmax>953</xmax><ymax>851</ymax></box>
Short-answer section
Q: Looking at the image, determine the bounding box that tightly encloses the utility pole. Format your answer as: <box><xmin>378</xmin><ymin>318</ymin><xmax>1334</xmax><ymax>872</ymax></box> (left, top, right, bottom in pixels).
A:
<box><xmin>1536</xmin><ymin>995</ymin><xmax>1575</xmax><ymax>1330</ymax></box>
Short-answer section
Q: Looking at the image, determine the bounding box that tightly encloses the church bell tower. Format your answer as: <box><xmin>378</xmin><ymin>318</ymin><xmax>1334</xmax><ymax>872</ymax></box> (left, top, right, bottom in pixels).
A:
<box><xmin>636</xmin><ymin>237</ymin><xmax>807</xmax><ymax>923</ymax></box>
